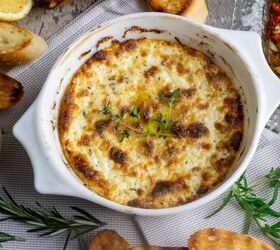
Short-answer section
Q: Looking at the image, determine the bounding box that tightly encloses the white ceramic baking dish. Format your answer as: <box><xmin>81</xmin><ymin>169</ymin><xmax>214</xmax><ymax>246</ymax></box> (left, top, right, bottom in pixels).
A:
<box><xmin>13</xmin><ymin>13</ymin><xmax>280</xmax><ymax>216</ymax></box>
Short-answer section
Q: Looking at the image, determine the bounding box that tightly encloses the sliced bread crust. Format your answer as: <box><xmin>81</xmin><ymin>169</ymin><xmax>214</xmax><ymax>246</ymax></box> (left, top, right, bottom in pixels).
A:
<box><xmin>0</xmin><ymin>22</ymin><xmax>47</xmax><ymax>65</ymax></box>
<box><xmin>188</xmin><ymin>228</ymin><xmax>275</xmax><ymax>250</ymax></box>
<box><xmin>0</xmin><ymin>73</ymin><xmax>23</xmax><ymax>109</ymax></box>
<box><xmin>147</xmin><ymin>0</ymin><xmax>208</xmax><ymax>23</ymax></box>
<box><xmin>181</xmin><ymin>0</ymin><xmax>208</xmax><ymax>23</ymax></box>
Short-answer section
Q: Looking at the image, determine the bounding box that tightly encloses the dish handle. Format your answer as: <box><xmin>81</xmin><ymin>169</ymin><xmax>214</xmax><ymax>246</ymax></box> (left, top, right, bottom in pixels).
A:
<box><xmin>13</xmin><ymin>104</ymin><xmax>81</xmax><ymax>197</ymax></box>
<box><xmin>215</xmin><ymin>29</ymin><xmax>280</xmax><ymax>126</ymax></box>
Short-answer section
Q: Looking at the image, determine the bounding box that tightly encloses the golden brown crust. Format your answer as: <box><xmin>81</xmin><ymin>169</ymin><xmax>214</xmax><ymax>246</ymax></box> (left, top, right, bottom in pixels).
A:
<box><xmin>34</xmin><ymin>0</ymin><xmax>69</xmax><ymax>8</ymax></box>
<box><xmin>147</xmin><ymin>0</ymin><xmax>190</xmax><ymax>14</ymax></box>
<box><xmin>0</xmin><ymin>73</ymin><xmax>23</xmax><ymax>109</ymax></box>
<box><xmin>130</xmin><ymin>247</ymin><xmax>187</xmax><ymax>250</ymax></box>
<box><xmin>58</xmin><ymin>84</ymin><xmax>78</xmax><ymax>136</ymax></box>
<box><xmin>147</xmin><ymin>0</ymin><xmax>208</xmax><ymax>23</ymax></box>
<box><xmin>188</xmin><ymin>228</ymin><xmax>275</xmax><ymax>250</ymax></box>
<box><xmin>181</xmin><ymin>0</ymin><xmax>208</xmax><ymax>23</ymax></box>
<box><xmin>89</xmin><ymin>230</ymin><xmax>130</xmax><ymax>250</ymax></box>
<box><xmin>0</xmin><ymin>22</ymin><xmax>47</xmax><ymax>65</ymax></box>
<box><xmin>59</xmin><ymin>38</ymin><xmax>243</xmax><ymax>208</ymax></box>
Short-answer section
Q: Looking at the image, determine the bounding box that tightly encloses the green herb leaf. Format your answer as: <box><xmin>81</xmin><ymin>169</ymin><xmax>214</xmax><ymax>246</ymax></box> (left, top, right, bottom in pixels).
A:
<box><xmin>171</xmin><ymin>88</ymin><xmax>180</xmax><ymax>97</ymax></box>
<box><xmin>205</xmin><ymin>189</ymin><xmax>233</xmax><ymax>218</ymax></box>
<box><xmin>82</xmin><ymin>111</ymin><xmax>87</xmax><ymax>118</ymax></box>
<box><xmin>130</xmin><ymin>107</ymin><xmax>140</xmax><ymax>119</ymax></box>
<box><xmin>167</xmin><ymin>88</ymin><xmax>180</xmax><ymax>107</ymax></box>
<box><xmin>101</xmin><ymin>106</ymin><xmax>112</xmax><ymax>115</ymax></box>
<box><xmin>158</xmin><ymin>113</ymin><xmax>165</xmax><ymax>123</ymax></box>
<box><xmin>120</xmin><ymin>130</ymin><xmax>129</xmax><ymax>142</ymax></box>
<box><xmin>0</xmin><ymin>187</ymin><xmax>105</xmax><ymax>248</ymax></box>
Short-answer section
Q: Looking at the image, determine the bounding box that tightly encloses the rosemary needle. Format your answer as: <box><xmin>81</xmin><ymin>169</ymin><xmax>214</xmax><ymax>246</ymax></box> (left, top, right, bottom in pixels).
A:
<box><xmin>0</xmin><ymin>231</ymin><xmax>25</xmax><ymax>247</ymax></box>
<box><xmin>0</xmin><ymin>187</ymin><xmax>106</xmax><ymax>249</ymax></box>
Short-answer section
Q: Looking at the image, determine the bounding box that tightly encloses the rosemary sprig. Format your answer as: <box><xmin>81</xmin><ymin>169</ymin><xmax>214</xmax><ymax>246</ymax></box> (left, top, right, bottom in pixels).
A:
<box><xmin>120</xmin><ymin>129</ymin><xmax>129</xmax><ymax>142</ymax></box>
<box><xmin>0</xmin><ymin>187</ymin><xmax>105</xmax><ymax>249</ymax></box>
<box><xmin>0</xmin><ymin>231</ymin><xmax>25</xmax><ymax>247</ymax></box>
<box><xmin>207</xmin><ymin>167</ymin><xmax>280</xmax><ymax>247</ymax></box>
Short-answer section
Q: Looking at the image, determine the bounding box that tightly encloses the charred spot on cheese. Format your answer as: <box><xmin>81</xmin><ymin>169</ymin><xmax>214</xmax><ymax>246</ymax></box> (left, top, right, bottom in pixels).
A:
<box><xmin>58</xmin><ymin>88</ymin><xmax>77</xmax><ymax>135</ymax></box>
<box><xmin>93</xmin><ymin>50</ymin><xmax>108</xmax><ymax>61</ymax></box>
<box><xmin>109</xmin><ymin>147</ymin><xmax>128</xmax><ymax>165</ymax></box>
<box><xmin>182</xmin><ymin>87</ymin><xmax>196</xmax><ymax>98</ymax></box>
<box><xmin>78</xmin><ymin>134</ymin><xmax>92</xmax><ymax>146</ymax></box>
<box><xmin>226</xmin><ymin>131</ymin><xmax>243</xmax><ymax>152</ymax></box>
<box><xmin>115</xmin><ymin>39</ymin><xmax>137</xmax><ymax>55</ymax></box>
<box><xmin>150</xmin><ymin>179</ymin><xmax>185</xmax><ymax>199</ymax></box>
<box><xmin>127</xmin><ymin>198</ymin><xmax>147</xmax><ymax>208</ymax></box>
<box><xmin>215</xmin><ymin>122</ymin><xmax>229</xmax><ymax>134</ymax></box>
<box><xmin>201</xmin><ymin>143</ymin><xmax>211</xmax><ymax>150</ymax></box>
<box><xmin>173</xmin><ymin>122</ymin><xmax>209</xmax><ymax>138</ymax></box>
<box><xmin>215</xmin><ymin>155</ymin><xmax>235</xmax><ymax>171</ymax></box>
<box><xmin>165</xmin><ymin>140</ymin><xmax>179</xmax><ymax>158</ymax></box>
<box><xmin>206</xmin><ymin>70</ymin><xmax>227</xmax><ymax>88</ymax></box>
<box><xmin>224</xmin><ymin>97</ymin><xmax>243</xmax><ymax>123</ymax></box>
<box><xmin>95</xmin><ymin>119</ymin><xmax>111</xmax><ymax>135</ymax></box>
<box><xmin>142</xmin><ymin>140</ymin><xmax>155</xmax><ymax>157</ymax></box>
<box><xmin>59</xmin><ymin>38</ymin><xmax>244</xmax><ymax>208</ymax></box>
<box><xmin>72</xmin><ymin>154</ymin><xmax>99</xmax><ymax>180</ymax></box>
<box><xmin>197</xmin><ymin>186</ymin><xmax>208</xmax><ymax>195</ymax></box>
<box><xmin>140</xmin><ymin>103</ymin><xmax>153</xmax><ymax>122</ymax></box>
<box><xmin>144</xmin><ymin>66</ymin><xmax>159</xmax><ymax>78</ymax></box>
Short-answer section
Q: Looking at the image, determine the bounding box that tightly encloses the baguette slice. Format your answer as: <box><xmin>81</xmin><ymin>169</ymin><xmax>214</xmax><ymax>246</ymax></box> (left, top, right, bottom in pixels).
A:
<box><xmin>0</xmin><ymin>73</ymin><xmax>23</xmax><ymax>109</ymax></box>
<box><xmin>147</xmin><ymin>0</ymin><xmax>208</xmax><ymax>23</ymax></box>
<box><xmin>0</xmin><ymin>22</ymin><xmax>47</xmax><ymax>65</ymax></box>
<box><xmin>88</xmin><ymin>229</ymin><xmax>130</xmax><ymax>250</ymax></box>
<box><xmin>34</xmin><ymin>0</ymin><xmax>69</xmax><ymax>8</ymax></box>
<box><xmin>181</xmin><ymin>0</ymin><xmax>208</xmax><ymax>23</ymax></box>
<box><xmin>188</xmin><ymin>228</ymin><xmax>275</xmax><ymax>250</ymax></box>
<box><xmin>131</xmin><ymin>247</ymin><xmax>187</xmax><ymax>249</ymax></box>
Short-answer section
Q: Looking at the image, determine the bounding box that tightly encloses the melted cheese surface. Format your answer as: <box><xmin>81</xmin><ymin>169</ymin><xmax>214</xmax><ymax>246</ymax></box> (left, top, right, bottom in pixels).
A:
<box><xmin>59</xmin><ymin>38</ymin><xmax>244</xmax><ymax>208</ymax></box>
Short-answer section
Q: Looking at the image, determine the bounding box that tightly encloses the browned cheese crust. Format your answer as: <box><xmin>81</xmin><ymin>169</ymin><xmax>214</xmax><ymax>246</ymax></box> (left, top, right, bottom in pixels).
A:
<box><xmin>58</xmin><ymin>38</ymin><xmax>244</xmax><ymax>209</ymax></box>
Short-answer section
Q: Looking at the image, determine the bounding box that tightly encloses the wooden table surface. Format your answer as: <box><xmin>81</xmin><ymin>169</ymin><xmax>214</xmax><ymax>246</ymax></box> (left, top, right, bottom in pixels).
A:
<box><xmin>16</xmin><ymin>0</ymin><xmax>235</xmax><ymax>39</ymax></box>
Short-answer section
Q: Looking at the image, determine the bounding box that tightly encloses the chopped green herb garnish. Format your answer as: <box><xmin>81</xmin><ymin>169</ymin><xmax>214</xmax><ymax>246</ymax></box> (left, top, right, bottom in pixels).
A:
<box><xmin>120</xmin><ymin>130</ymin><xmax>129</xmax><ymax>142</ymax></box>
<box><xmin>0</xmin><ymin>187</ymin><xmax>105</xmax><ymax>249</ymax></box>
<box><xmin>167</xmin><ymin>88</ymin><xmax>180</xmax><ymax>107</ymax></box>
<box><xmin>130</xmin><ymin>107</ymin><xmax>140</xmax><ymax>119</ymax></box>
<box><xmin>158</xmin><ymin>113</ymin><xmax>166</xmax><ymax>124</ymax></box>
<box><xmin>101</xmin><ymin>106</ymin><xmax>112</xmax><ymax>115</ymax></box>
<box><xmin>207</xmin><ymin>167</ymin><xmax>280</xmax><ymax>247</ymax></box>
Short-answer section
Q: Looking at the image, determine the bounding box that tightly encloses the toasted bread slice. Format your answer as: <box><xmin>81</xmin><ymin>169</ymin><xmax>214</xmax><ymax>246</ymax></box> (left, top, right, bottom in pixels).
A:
<box><xmin>34</xmin><ymin>0</ymin><xmax>69</xmax><ymax>8</ymax></box>
<box><xmin>181</xmin><ymin>0</ymin><xmax>208</xmax><ymax>23</ymax></box>
<box><xmin>147</xmin><ymin>0</ymin><xmax>208</xmax><ymax>23</ymax></box>
<box><xmin>88</xmin><ymin>229</ymin><xmax>130</xmax><ymax>250</ymax></box>
<box><xmin>0</xmin><ymin>22</ymin><xmax>47</xmax><ymax>65</ymax></box>
<box><xmin>147</xmin><ymin>0</ymin><xmax>190</xmax><ymax>14</ymax></box>
<box><xmin>131</xmin><ymin>247</ymin><xmax>187</xmax><ymax>249</ymax></box>
<box><xmin>188</xmin><ymin>228</ymin><xmax>275</xmax><ymax>250</ymax></box>
<box><xmin>0</xmin><ymin>73</ymin><xmax>23</xmax><ymax>109</ymax></box>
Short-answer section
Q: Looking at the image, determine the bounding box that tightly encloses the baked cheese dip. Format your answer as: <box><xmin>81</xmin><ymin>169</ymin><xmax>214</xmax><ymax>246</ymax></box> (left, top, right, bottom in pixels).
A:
<box><xmin>58</xmin><ymin>38</ymin><xmax>244</xmax><ymax>209</ymax></box>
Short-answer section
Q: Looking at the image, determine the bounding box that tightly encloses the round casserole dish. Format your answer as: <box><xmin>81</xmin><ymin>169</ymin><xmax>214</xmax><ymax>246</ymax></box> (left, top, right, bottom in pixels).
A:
<box><xmin>13</xmin><ymin>13</ymin><xmax>280</xmax><ymax>216</ymax></box>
